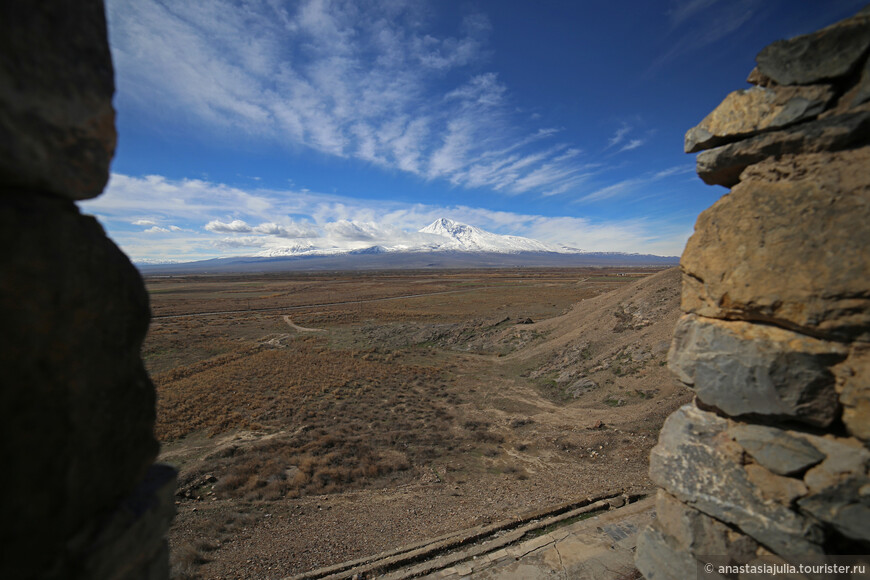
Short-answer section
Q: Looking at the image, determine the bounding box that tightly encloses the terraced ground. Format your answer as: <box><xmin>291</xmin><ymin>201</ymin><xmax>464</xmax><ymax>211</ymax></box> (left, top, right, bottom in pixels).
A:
<box><xmin>144</xmin><ymin>268</ymin><xmax>691</xmax><ymax>579</ymax></box>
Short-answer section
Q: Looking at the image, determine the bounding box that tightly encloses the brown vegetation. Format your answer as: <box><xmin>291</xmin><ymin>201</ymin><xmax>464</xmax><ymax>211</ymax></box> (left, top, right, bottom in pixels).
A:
<box><xmin>147</xmin><ymin>268</ymin><xmax>689</xmax><ymax>577</ymax></box>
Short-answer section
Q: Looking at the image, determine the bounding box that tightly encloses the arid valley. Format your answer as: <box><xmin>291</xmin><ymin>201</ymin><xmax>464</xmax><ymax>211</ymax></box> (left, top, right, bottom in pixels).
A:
<box><xmin>145</xmin><ymin>267</ymin><xmax>691</xmax><ymax>578</ymax></box>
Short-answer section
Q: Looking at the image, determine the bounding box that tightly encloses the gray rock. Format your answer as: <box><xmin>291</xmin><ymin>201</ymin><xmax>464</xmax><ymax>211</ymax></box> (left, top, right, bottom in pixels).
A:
<box><xmin>695</xmin><ymin>111</ymin><xmax>870</xmax><ymax>187</ymax></box>
<box><xmin>566</xmin><ymin>377</ymin><xmax>598</xmax><ymax>398</ymax></box>
<box><xmin>669</xmin><ymin>315</ymin><xmax>846</xmax><ymax>426</ymax></box>
<box><xmin>797</xmin><ymin>435</ymin><xmax>870</xmax><ymax>542</ymax></box>
<box><xmin>685</xmin><ymin>85</ymin><xmax>834</xmax><ymax>153</ymax></box>
<box><xmin>756</xmin><ymin>13</ymin><xmax>870</xmax><ymax>85</ymax></box>
<box><xmin>799</xmin><ymin>483</ymin><xmax>870</xmax><ymax>543</ymax></box>
<box><xmin>649</xmin><ymin>403</ymin><xmax>825</xmax><ymax>555</ymax></box>
<box><xmin>800</xmin><ymin>435</ymin><xmax>870</xmax><ymax>494</ymax></box>
<box><xmin>653</xmin><ymin>489</ymin><xmax>760</xmax><ymax>559</ymax></box>
<box><xmin>730</xmin><ymin>424</ymin><xmax>825</xmax><ymax>476</ymax></box>
<box><xmin>635</xmin><ymin>526</ymin><xmax>707</xmax><ymax>580</ymax></box>
<box><xmin>682</xmin><ymin>148</ymin><xmax>870</xmax><ymax>342</ymax></box>
<box><xmin>0</xmin><ymin>1</ymin><xmax>116</xmax><ymax>200</ymax></box>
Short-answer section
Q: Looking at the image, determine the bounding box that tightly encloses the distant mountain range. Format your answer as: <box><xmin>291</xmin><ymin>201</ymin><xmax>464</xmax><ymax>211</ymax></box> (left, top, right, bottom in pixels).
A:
<box><xmin>136</xmin><ymin>218</ymin><xmax>679</xmax><ymax>273</ymax></box>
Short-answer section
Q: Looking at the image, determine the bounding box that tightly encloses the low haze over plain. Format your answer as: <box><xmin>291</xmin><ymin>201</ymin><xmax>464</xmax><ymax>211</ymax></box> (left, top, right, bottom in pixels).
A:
<box><xmin>81</xmin><ymin>0</ymin><xmax>865</xmax><ymax>262</ymax></box>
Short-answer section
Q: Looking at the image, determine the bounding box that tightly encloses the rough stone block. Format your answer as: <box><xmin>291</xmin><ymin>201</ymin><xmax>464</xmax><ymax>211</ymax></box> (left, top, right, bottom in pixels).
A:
<box><xmin>756</xmin><ymin>11</ymin><xmax>870</xmax><ymax>85</ymax></box>
<box><xmin>685</xmin><ymin>85</ymin><xmax>834</xmax><ymax>153</ymax></box>
<box><xmin>0</xmin><ymin>194</ymin><xmax>158</xmax><ymax>578</ymax></box>
<box><xmin>635</xmin><ymin>526</ymin><xmax>705</xmax><ymax>580</ymax></box>
<box><xmin>744</xmin><ymin>464</ymin><xmax>808</xmax><ymax>505</ymax></box>
<box><xmin>649</xmin><ymin>403</ymin><xmax>824</xmax><ymax>555</ymax></box>
<box><xmin>669</xmin><ymin>315</ymin><xmax>846</xmax><ymax>426</ymax></box>
<box><xmin>0</xmin><ymin>1</ymin><xmax>116</xmax><ymax>199</ymax></box>
<box><xmin>730</xmin><ymin>424</ymin><xmax>825</xmax><ymax>476</ymax></box>
<box><xmin>636</xmin><ymin>490</ymin><xmax>760</xmax><ymax>580</ymax></box>
<box><xmin>655</xmin><ymin>489</ymin><xmax>760</xmax><ymax>559</ymax></box>
<box><xmin>798</xmin><ymin>435</ymin><xmax>870</xmax><ymax>543</ymax></box>
<box><xmin>695</xmin><ymin>110</ymin><xmax>870</xmax><ymax>187</ymax></box>
<box><xmin>681</xmin><ymin>147</ymin><xmax>870</xmax><ymax>342</ymax></box>
<box><xmin>835</xmin><ymin>345</ymin><xmax>870</xmax><ymax>442</ymax></box>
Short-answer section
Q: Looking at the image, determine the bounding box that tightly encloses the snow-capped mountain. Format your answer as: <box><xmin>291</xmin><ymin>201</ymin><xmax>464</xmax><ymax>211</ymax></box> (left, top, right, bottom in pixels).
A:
<box><xmin>137</xmin><ymin>217</ymin><xmax>678</xmax><ymax>272</ymax></box>
<box><xmin>417</xmin><ymin>218</ymin><xmax>579</xmax><ymax>254</ymax></box>
<box><xmin>255</xmin><ymin>218</ymin><xmax>581</xmax><ymax>257</ymax></box>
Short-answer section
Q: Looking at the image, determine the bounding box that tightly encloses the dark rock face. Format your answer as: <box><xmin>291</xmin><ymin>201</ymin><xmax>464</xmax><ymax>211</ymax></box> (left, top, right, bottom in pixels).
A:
<box><xmin>638</xmin><ymin>6</ymin><xmax>870</xmax><ymax>577</ymax></box>
<box><xmin>756</xmin><ymin>14</ymin><xmax>870</xmax><ymax>85</ymax></box>
<box><xmin>730</xmin><ymin>424</ymin><xmax>825</xmax><ymax>476</ymax></box>
<box><xmin>669</xmin><ymin>315</ymin><xmax>846</xmax><ymax>426</ymax></box>
<box><xmin>0</xmin><ymin>1</ymin><xmax>174</xmax><ymax>579</ymax></box>
<box><xmin>0</xmin><ymin>194</ymin><xmax>160</xmax><ymax>577</ymax></box>
<box><xmin>0</xmin><ymin>1</ymin><xmax>116</xmax><ymax>199</ymax></box>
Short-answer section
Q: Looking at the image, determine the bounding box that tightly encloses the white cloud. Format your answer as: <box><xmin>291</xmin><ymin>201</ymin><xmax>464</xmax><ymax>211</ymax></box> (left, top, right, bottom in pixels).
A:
<box><xmin>323</xmin><ymin>220</ymin><xmax>382</xmax><ymax>241</ymax></box>
<box><xmin>132</xmin><ymin>218</ymin><xmax>157</xmax><ymax>226</ymax></box>
<box><xmin>252</xmin><ymin>222</ymin><xmax>317</xmax><ymax>238</ymax></box>
<box><xmin>105</xmin><ymin>0</ymin><xmax>589</xmax><ymax>197</ymax></box>
<box><xmin>80</xmin><ymin>173</ymin><xmax>692</xmax><ymax>261</ymax></box>
<box><xmin>619</xmin><ymin>138</ymin><xmax>645</xmax><ymax>152</ymax></box>
<box><xmin>205</xmin><ymin>219</ymin><xmax>252</xmax><ymax>233</ymax></box>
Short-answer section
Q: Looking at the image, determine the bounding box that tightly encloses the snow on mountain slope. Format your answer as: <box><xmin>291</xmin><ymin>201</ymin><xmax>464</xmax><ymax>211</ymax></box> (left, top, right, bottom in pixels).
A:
<box><xmin>252</xmin><ymin>218</ymin><xmax>583</xmax><ymax>257</ymax></box>
<box><xmin>417</xmin><ymin>218</ymin><xmax>578</xmax><ymax>254</ymax></box>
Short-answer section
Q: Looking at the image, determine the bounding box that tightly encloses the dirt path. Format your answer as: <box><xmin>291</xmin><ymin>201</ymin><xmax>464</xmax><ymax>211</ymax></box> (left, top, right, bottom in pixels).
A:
<box><xmin>283</xmin><ymin>315</ymin><xmax>326</xmax><ymax>333</ymax></box>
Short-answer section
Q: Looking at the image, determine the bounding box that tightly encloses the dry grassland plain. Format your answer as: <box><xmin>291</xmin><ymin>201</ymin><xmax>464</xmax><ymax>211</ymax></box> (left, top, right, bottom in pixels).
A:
<box><xmin>145</xmin><ymin>268</ymin><xmax>691</xmax><ymax>579</ymax></box>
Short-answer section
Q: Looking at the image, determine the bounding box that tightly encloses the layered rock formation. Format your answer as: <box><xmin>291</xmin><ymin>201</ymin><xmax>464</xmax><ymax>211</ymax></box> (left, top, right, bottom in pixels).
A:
<box><xmin>637</xmin><ymin>8</ymin><xmax>870</xmax><ymax>578</ymax></box>
<box><xmin>0</xmin><ymin>1</ymin><xmax>175</xmax><ymax>578</ymax></box>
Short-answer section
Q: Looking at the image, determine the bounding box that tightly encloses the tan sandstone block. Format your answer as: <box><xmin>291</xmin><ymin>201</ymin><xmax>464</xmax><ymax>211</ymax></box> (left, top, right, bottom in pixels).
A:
<box><xmin>685</xmin><ymin>85</ymin><xmax>834</xmax><ymax>153</ymax></box>
<box><xmin>681</xmin><ymin>147</ymin><xmax>870</xmax><ymax>342</ymax></box>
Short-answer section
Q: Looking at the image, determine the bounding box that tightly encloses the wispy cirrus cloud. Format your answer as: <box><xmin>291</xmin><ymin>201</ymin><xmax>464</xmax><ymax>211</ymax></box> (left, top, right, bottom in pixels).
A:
<box><xmin>106</xmin><ymin>0</ymin><xmax>587</xmax><ymax>196</ymax></box>
<box><xmin>607</xmin><ymin>123</ymin><xmax>632</xmax><ymax>148</ymax></box>
<box><xmin>576</xmin><ymin>164</ymin><xmax>695</xmax><ymax>204</ymax></box>
<box><xmin>645</xmin><ymin>0</ymin><xmax>763</xmax><ymax>77</ymax></box>
<box><xmin>619</xmin><ymin>138</ymin><xmax>645</xmax><ymax>152</ymax></box>
<box><xmin>605</xmin><ymin>123</ymin><xmax>647</xmax><ymax>153</ymax></box>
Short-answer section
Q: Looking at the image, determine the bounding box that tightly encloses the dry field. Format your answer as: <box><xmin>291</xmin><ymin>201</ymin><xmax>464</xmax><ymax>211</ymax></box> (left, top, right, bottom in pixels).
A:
<box><xmin>145</xmin><ymin>268</ymin><xmax>691</xmax><ymax>579</ymax></box>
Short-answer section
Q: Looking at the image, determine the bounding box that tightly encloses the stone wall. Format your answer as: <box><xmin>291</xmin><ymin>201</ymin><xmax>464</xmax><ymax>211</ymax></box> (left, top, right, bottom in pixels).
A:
<box><xmin>636</xmin><ymin>8</ymin><xmax>870</xmax><ymax>578</ymax></box>
<box><xmin>0</xmin><ymin>2</ymin><xmax>175</xmax><ymax>579</ymax></box>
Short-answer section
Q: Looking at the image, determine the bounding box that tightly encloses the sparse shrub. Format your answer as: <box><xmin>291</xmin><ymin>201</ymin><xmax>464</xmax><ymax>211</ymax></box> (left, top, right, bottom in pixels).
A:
<box><xmin>170</xmin><ymin>543</ymin><xmax>206</xmax><ymax>579</ymax></box>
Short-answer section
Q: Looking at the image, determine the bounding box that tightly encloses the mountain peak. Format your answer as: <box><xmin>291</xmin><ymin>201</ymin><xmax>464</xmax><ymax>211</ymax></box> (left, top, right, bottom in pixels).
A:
<box><xmin>419</xmin><ymin>218</ymin><xmax>568</xmax><ymax>254</ymax></box>
<box><xmin>419</xmin><ymin>218</ymin><xmax>473</xmax><ymax>236</ymax></box>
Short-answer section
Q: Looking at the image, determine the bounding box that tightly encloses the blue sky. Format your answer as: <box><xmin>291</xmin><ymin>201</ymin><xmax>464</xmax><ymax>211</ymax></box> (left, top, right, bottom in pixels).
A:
<box><xmin>80</xmin><ymin>0</ymin><xmax>865</xmax><ymax>262</ymax></box>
